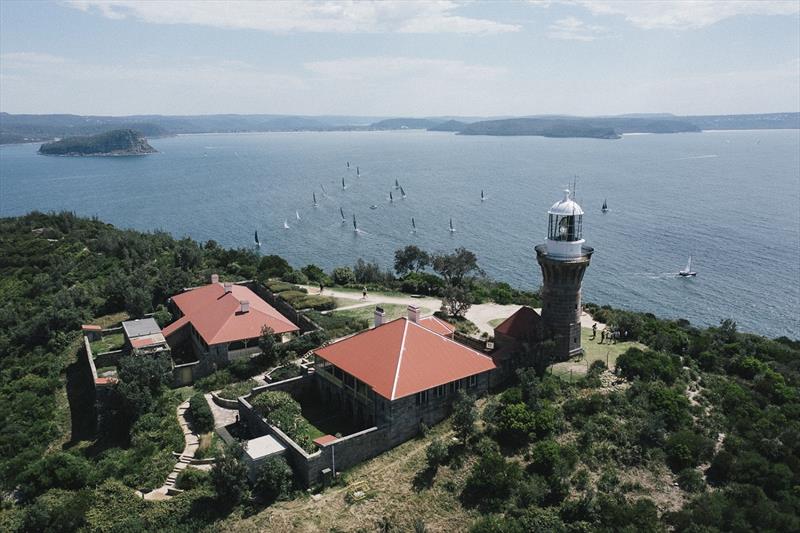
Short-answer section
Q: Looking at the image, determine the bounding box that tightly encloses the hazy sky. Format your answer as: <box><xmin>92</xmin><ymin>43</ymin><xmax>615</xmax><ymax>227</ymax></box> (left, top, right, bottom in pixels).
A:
<box><xmin>1</xmin><ymin>0</ymin><xmax>798</xmax><ymax>116</ymax></box>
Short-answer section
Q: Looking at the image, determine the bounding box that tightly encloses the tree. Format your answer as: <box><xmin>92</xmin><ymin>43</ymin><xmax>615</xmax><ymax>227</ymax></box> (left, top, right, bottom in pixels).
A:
<box><xmin>254</xmin><ymin>456</ymin><xmax>293</xmax><ymax>502</ymax></box>
<box><xmin>258</xmin><ymin>255</ymin><xmax>292</xmax><ymax>279</ymax></box>
<box><xmin>20</xmin><ymin>452</ymin><xmax>92</xmax><ymax>499</ymax></box>
<box><xmin>432</xmin><ymin>248</ymin><xmax>482</xmax><ymax>317</ymax></box>
<box><xmin>258</xmin><ymin>325</ymin><xmax>280</xmax><ymax>368</ymax></box>
<box><xmin>211</xmin><ymin>443</ymin><xmax>248</xmax><ymax>507</ymax></box>
<box><xmin>432</xmin><ymin>247</ymin><xmax>481</xmax><ymax>287</ymax></box>
<box><xmin>452</xmin><ymin>391</ymin><xmax>477</xmax><ymax>443</ymax></box>
<box><xmin>116</xmin><ymin>352</ymin><xmax>172</xmax><ymax>421</ymax></box>
<box><xmin>189</xmin><ymin>393</ymin><xmax>214</xmax><ymax>434</ymax></box>
<box><xmin>331</xmin><ymin>266</ymin><xmax>356</xmax><ymax>285</ymax></box>
<box><xmin>461</xmin><ymin>451</ymin><xmax>523</xmax><ymax>512</ymax></box>
<box><xmin>301</xmin><ymin>264</ymin><xmax>326</xmax><ymax>283</ymax></box>
<box><xmin>394</xmin><ymin>245</ymin><xmax>430</xmax><ymax>275</ymax></box>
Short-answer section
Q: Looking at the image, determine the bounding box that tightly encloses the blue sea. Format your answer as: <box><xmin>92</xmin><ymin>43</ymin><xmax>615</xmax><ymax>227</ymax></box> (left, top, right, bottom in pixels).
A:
<box><xmin>1</xmin><ymin>129</ymin><xmax>798</xmax><ymax>338</ymax></box>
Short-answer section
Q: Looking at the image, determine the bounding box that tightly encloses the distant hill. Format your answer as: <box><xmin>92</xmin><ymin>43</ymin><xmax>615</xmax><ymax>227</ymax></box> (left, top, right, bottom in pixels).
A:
<box><xmin>428</xmin><ymin>120</ymin><xmax>468</xmax><ymax>132</ymax></box>
<box><xmin>2</xmin><ymin>111</ymin><xmax>797</xmax><ymax>144</ymax></box>
<box><xmin>369</xmin><ymin>118</ymin><xmax>441</xmax><ymax>130</ymax></box>
<box><xmin>38</xmin><ymin>129</ymin><xmax>157</xmax><ymax>156</ymax></box>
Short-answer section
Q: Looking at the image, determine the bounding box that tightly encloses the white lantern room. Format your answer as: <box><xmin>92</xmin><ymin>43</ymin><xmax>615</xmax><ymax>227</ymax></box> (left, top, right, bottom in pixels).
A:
<box><xmin>544</xmin><ymin>189</ymin><xmax>586</xmax><ymax>259</ymax></box>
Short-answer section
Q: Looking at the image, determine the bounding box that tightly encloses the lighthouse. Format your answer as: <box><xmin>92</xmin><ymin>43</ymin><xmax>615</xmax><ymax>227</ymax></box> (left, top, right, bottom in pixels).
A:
<box><xmin>535</xmin><ymin>189</ymin><xmax>593</xmax><ymax>361</ymax></box>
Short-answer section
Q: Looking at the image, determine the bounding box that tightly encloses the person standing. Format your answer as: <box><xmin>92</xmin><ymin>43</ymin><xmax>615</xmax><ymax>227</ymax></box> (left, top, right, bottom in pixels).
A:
<box><xmin>319</xmin><ymin>281</ymin><xmax>324</xmax><ymax>295</ymax></box>
<box><xmin>362</xmin><ymin>286</ymin><xmax>367</xmax><ymax>300</ymax></box>
<box><xmin>591</xmin><ymin>323</ymin><xmax>597</xmax><ymax>340</ymax></box>
<box><xmin>600</xmin><ymin>330</ymin><xmax>605</xmax><ymax>344</ymax></box>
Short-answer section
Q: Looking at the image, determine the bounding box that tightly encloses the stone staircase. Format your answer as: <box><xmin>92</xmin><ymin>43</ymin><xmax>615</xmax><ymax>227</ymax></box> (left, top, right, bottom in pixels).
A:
<box><xmin>143</xmin><ymin>400</ymin><xmax>202</xmax><ymax>500</ymax></box>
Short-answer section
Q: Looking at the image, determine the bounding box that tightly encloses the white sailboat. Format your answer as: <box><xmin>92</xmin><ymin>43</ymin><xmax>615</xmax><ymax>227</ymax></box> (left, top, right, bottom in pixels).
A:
<box><xmin>342</xmin><ymin>177</ymin><xmax>347</xmax><ymax>190</ymax></box>
<box><xmin>283</xmin><ymin>219</ymin><xmax>290</xmax><ymax>229</ymax></box>
<box><xmin>352</xmin><ymin>214</ymin><xmax>358</xmax><ymax>233</ymax></box>
<box><xmin>400</xmin><ymin>186</ymin><xmax>406</xmax><ymax>199</ymax></box>
<box><xmin>389</xmin><ymin>190</ymin><xmax>394</xmax><ymax>203</ymax></box>
<box><xmin>481</xmin><ymin>189</ymin><xmax>486</xmax><ymax>202</ymax></box>
<box><xmin>254</xmin><ymin>230</ymin><xmax>260</xmax><ymax>247</ymax></box>
<box><xmin>313</xmin><ymin>192</ymin><xmax>318</xmax><ymax>207</ymax></box>
<box><xmin>449</xmin><ymin>218</ymin><xmax>456</xmax><ymax>233</ymax></box>
<box><xmin>296</xmin><ymin>210</ymin><xmax>301</xmax><ymax>221</ymax></box>
<box><xmin>340</xmin><ymin>207</ymin><xmax>346</xmax><ymax>223</ymax></box>
<box><xmin>411</xmin><ymin>217</ymin><xmax>417</xmax><ymax>233</ymax></box>
<box><xmin>601</xmin><ymin>198</ymin><xmax>608</xmax><ymax>213</ymax></box>
<box><xmin>679</xmin><ymin>255</ymin><xmax>697</xmax><ymax>277</ymax></box>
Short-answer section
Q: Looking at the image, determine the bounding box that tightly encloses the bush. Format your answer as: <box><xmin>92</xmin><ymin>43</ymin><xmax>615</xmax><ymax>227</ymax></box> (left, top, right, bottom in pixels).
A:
<box><xmin>193</xmin><ymin>369</ymin><xmax>234</xmax><ymax>392</ymax></box>
<box><xmin>616</xmin><ymin>347</ymin><xmax>681</xmax><ymax>384</ymax></box>
<box><xmin>266</xmin><ymin>280</ymin><xmax>303</xmax><ymax>293</ymax></box>
<box><xmin>175</xmin><ymin>468</ymin><xmax>210</xmax><ymax>490</ymax></box>
<box><xmin>282</xmin><ymin>270</ymin><xmax>309</xmax><ymax>285</ymax></box>
<box><xmin>494</xmin><ymin>402</ymin><xmax>536</xmax><ymax>447</ymax></box>
<box><xmin>189</xmin><ymin>394</ymin><xmax>214</xmax><ymax>434</ymax></box>
<box><xmin>665</xmin><ymin>430</ymin><xmax>715</xmax><ymax>471</ymax></box>
<box><xmin>426</xmin><ymin>438</ymin><xmax>449</xmax><ymax>469</ymax></box>
<box><xmin>218</xmin><ymin>379</ymin><xmax>257</xmax><ymax>401</ymax></box>
<box><xmin>677</xmin><ymin>468</ymin><xmax>705</xmax><ymax>493</ymax></box>
<box><xmin>20</xmin><ymin>452</ymin><xmax>92</xmax><ymax>499</ymax></box>
<box><xmin>254</xmin><ymin>456</ymin><xmax>293</xmax><ymax>502</ymax></box>
<box><xmin>250</xmin><ymin>391</ymin><xmax>315</xmax><ymax>452</ymax></box>
<box><xmin>461</xmin><ymin>452</ymin><xmax>523</xmax><ymax>512</ymax></box>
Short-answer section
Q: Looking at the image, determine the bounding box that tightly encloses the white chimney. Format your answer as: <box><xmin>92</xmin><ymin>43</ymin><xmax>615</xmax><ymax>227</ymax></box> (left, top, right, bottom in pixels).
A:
<box><xmin>224</xmin><ymin>282</ymin><xmax>233</xmax><ymax>294</ymax></box>
<box><xmin>211</xmin><ymin>273</ymin><xmax>219</xmax><ymax>284</ymax></box>
<box><xmin>374</xmin><ymin>306</ymin><xmax>385</xmax><ymax>327</ymax></box>
<box><xmin>407</xmin><ymin>305</ymin><xmax>420</xmax><ymax>323</ymax></box>
<box><xmin>239</xmin><ymin>300</ymin><xmax>250</xmax><ymax>313</ymax></box>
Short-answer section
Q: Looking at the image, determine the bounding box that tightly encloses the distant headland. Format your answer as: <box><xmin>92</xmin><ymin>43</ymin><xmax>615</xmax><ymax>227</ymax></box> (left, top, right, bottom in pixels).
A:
<box><xmin>2</xmin><ymin>111</ymin><xmax>797</xmax><ymax>144</ymax></box>
<box><xmin>38</xmin><ymin>129</ymin><xmax>157</xmax><ymax>156</ymax></box>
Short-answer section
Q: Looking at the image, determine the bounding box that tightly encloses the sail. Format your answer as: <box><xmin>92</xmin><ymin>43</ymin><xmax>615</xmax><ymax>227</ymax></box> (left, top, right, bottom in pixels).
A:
<box><xmin>254</xmin><ymin>230</ymin><xmax>259</xmax><ymax>244</ymax></box>
<box><xmin>353</xmin><ymin>214</ymin><xmax>357</xmax><ymax>231</ymax></box>
<box><xmin>296</xmin><ymin>210</ymin><xmax>300</xmax><ymax>220</ymax></box>
<box><xmin>602</xmin><ymin>198</ymin><xmax>607</xmax><ymax>210</ymax></box>
<box><xmin>313</xmin><ymin>192</ymin><xmax>317</xmax><ymax>205</ymax></box>
<box><xmin>390</xmin><ymin>191</ymin><xmax>393</xmax><ymax>201</ymax></box>
<box><xmin>481</xmin><ymin>189</ymin><xmax>485</xmax><ymax>200</ymax></box>
<box><xmin>342</xmin><ymin>177</ymin><xmax>346</xmax><ymax>189</ymax></box>
<box><xmin>400</xmin><ymin>186</ymin><xmax>406</xmax><ymax>197</ymax></box>
<box><xmin>412</xmin><ymin>217</ymin><xmax>416</xmax><ymax>229</ymax></box>
<box><xmin>686</xmin><ymin>255</ymin><xmax>692</xmax><ymax>272</ymax></box>
<box><xmin>340</xmin><ymin>207</ymin><xmax>345</xmax><ymax>220</ymax></box>
<box><xmin>357</xmin><ymin>166</ymin><xmax>360</xmax><ymax>176</ymax></box>
<box><xmin>395</xmin><ymin>179</ymin><xmax>399</xmax><ymax>189</ymax></box>
<box><xmin>449</xmin><ymin>218</ymin><xmax>454</xmax><ymax>231</ymax></box>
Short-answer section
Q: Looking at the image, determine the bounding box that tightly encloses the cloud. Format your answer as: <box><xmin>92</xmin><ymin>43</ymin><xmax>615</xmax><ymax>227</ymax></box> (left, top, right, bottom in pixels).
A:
<box><xmin>547</xmin><ymin>17</ymin><xmax>607</xmax><ymax>41</ymax></box>
<box><xmin>66</xmin><ymin>0</ymin><xmax>520</xmax><ymax>34</ymax></box>
<box><xmin>531</xmin><ymin>0</ymin><xmax>800</xmax><ymax>30</ymax></box>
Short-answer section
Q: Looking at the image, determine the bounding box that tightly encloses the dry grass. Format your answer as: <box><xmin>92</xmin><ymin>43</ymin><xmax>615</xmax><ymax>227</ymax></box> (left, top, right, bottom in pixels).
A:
<box><xmin>216</xmin><ymin>421</ymin><xmax>479</xmax><ymax>532</ymax></box>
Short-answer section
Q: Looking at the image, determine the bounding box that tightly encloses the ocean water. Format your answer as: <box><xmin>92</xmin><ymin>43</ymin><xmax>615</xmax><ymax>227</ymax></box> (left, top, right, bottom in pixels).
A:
<box><xmin>1</xmin><ymin>130</ymin><xmax>798</xmax><ymax>338</ymax></box>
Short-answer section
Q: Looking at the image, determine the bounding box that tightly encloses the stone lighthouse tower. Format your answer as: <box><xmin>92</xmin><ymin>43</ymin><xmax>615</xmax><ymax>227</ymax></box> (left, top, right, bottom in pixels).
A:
<box><xmin>535</xmin><ymin>189</ymin><xmax>593</xmax><ymax>361</ymax></box>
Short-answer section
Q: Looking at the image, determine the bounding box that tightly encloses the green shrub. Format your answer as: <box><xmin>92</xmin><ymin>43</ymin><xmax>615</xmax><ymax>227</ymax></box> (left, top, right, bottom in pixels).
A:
<box><xmin>175</xmin><ymin>468</ymin><xmax>210</xmax><ymax>490</ymax></box>
<box><xmin>331</xmin><ymin>266</ymin><xmax>356</xmax><ymax>285</ymax></box>
<box><xmin>282</xmin><ymin>270</ymin><xmax>308</xmax><ymax>285</ymax></box>
<box><xmin>677</xmin><ymin>468</ymin><xmax>705</xmax><ymax>493</ymax></box>
<box><xmin>494</xmin><ymin>402</ymin><xmax>535</xmax><ymax>447</ymax></box>
<box><xmin>250</xmin><ymin>391</ymin><xmax>315</xmax><ymax>453</ymax></box>
<box><xmin>194</xmin><ymin>369</ymin><xmax>234</xmax><ymax>392</ymax></box>
<box><xmin>266</xmin><ymin>280</ymin><xmax>297</xmax><ymax>293</ymax></box>
<box><xmin>426</xmin><ymin>438</ymin><xmax>449</xmax><ymax>469</ymax></box>
<box><xmin>218</xmin><ymin>380</ymin><xmax>257</xmax><ymax>400</ymax></box>
<box><xmin>189</xmin><ymin>394</ymin><xmax>214</xmax><ymax>434</ymax></box>
<box><xmin>616</xmin><ymin>347</ymin><xmax>681</xmax><ymax>384</ymax></box>
<box><xmin>461</xmin><ymin>452</ymin><xmax>523</xmax><ymax>512</ymax></box>
<box><xmin>665</xmin><ymin>430</ymin><xmax>714</xmax><ymax>471</ymax></box>
<box><xmin>254</xmin><ymin>456</ymin><xmax>293</xmax><ymax>502</ymax></box>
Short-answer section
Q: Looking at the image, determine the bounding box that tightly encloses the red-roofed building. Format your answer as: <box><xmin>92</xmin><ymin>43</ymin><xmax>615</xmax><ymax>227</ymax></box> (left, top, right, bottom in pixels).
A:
<box><xmin>490</xmin><ymin>306</ymin><xmax>546</xmax><ymax>385</ymax></box>
<box><xmin>162</xmin><ymin>277</ymin><xmax>299</xmax><ymax>373</ymax></box>
<box><xmin>313</xmin><ymin>306</ymin><xmax>495</xmax><ymax>445</ymax></box>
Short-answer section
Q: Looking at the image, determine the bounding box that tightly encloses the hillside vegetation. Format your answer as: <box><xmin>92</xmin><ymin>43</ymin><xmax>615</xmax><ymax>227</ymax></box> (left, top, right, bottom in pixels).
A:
<box><xmin>0</xmin><ymin>213</ymin><xmax>797</xmax><ymax>532</ymax></box>
<box><xmin>38</xmin><ymin>129</ymin><xmax>157</xmax><ymax>156</ymax></box>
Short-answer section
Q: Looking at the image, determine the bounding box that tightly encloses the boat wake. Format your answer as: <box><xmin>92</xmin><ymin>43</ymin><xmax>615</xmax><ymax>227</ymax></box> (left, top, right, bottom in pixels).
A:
<box><xmin>675</xmin><ymin>154</ymin><xmax>718</xmax><ymax>160</ymax></box>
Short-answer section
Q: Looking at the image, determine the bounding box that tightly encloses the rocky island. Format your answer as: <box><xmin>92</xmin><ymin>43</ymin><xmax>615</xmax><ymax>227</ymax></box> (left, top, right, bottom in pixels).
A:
<box><xmin>38</xmin><ymin>129</ymin><xmax>157</xmax><ymax>156</ymax></box>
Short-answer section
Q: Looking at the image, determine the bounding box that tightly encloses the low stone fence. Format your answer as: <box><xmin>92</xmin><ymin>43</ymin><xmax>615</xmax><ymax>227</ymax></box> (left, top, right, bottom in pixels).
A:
<box><xmin>454</xmin><ymin>331</ymin><xmax>490</xmax><ymax>352</ymax></box>
<box><xmin>239</xmin><ymin>374</ymin><xmax>391</xmax><ymax>487</ymax></box>
<box><xmin>211</xmin><ymin>391</ymin><xmax>242</xmax><ymax>409</ymax></box>
<box><xmin>84</xmin><ymin>336</ymin><xmax>99</xmax><ymax>385</ymax></box>
<box><xmin>95</xmin><ymin>350</ymin><xmax>123</xmax><ymax>368</ymax></box>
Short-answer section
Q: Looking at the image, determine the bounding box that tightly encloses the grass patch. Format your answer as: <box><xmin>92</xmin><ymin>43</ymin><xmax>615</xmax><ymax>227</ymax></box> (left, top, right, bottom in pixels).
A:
<box><xmin>280</xmin><ymin>290</ymin><xmax>335</xmax><ymax>311</ymax></box>
<box><xmin>550</xmin><ymin>328</ymin><xmax>646</xmax><ymax>382</ymax></box>
<box><xmin>90</xmin><ymin>332</ymin><xmax>125</xmax><ymax>354</ymax></box>
<box><xmin>195</xmin><ymin>431</ymin><xmax>223</xmax><ymax>460</ymax></box>
<box><xmin>333</xmin><ymin>303</ymin><xmax>430</xmax><ymax>327</ymax></box>
<box><xmin>305</xmin><ymin>311</ymin><xmax>369</xmax><ymax>339</ymax></box>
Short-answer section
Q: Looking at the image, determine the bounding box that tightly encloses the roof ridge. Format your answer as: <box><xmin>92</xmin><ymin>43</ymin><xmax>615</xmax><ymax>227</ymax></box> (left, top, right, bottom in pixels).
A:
<box><xmin>390</xmin><ymin>318</ymin><xmax>410</xmax><ymax>400</ymax></box>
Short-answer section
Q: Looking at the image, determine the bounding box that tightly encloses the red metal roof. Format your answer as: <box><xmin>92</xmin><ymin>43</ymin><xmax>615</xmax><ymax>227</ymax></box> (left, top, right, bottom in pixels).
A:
<box><xmin>165</xmin><ymin>283</ymin><xmax>298</xmax><ymax>345</ymax></box>
<box><xmin>130</xmin><ymin>334</ymin><xmax>166</xmax><ymax>348</ymax></box>
<box><xmin>418</xmin><ymin>315</ymin><xmax>456</xmax><ymax>336</ymax></box>
<box><xmin>315</xmin><ymin>317</ymin><xmax>496</xmax><ymax>401</ymax></box>
<box><xmin>494</xmin><ymin>306</ymin><xmax>542</xmax><ymax>340</ymax></box>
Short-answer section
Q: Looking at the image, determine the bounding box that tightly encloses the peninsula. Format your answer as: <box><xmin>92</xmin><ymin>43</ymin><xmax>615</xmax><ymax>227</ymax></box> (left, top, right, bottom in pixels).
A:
<box><xmin>38</xmin><ymin>129</ymin><xmax>157</xmax><ymax>156</ymax></box>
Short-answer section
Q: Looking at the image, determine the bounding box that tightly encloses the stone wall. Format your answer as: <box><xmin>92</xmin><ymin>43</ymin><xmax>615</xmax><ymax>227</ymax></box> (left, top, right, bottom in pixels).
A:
<box><xmin>172</xmin><ymin>360</ymin><xmax>201</xmax><ymax>387</ymax></box>
<box><xmin>244</xmin><ymin>281</ymin><xmax>319</xmax><ymax>334</ymax></box>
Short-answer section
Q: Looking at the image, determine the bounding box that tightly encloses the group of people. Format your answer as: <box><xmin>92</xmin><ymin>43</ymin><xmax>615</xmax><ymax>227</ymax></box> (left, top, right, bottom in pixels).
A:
<box><xmin>590</xmin><ymin>323</ymin><xmax>626</xmax><ymax>344</ymax></box>
<box><xmin>318</xmin><ymin>282</ymin><xmax>368</xmax><ymax>301</ymax></box>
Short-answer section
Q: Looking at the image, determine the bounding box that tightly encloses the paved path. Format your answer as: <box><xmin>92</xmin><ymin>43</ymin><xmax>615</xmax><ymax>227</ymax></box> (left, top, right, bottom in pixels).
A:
<box><xmin>305</xmin><ymin>285</ymin><xmax>606</xmax><ymax>336</ymax></box>
<box><xmin>206</xmin><ymin>392</ymin><xmax>240</xmax><ymax>428</ymax></box>
<box><xmin>142</xmin><ymin>399</ymin><xmax>202</xmax><ymax>500</ymax></box>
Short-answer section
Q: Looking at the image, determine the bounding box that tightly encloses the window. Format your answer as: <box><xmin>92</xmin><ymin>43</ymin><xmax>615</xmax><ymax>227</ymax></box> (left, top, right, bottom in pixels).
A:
<box><xmin>415</xmin><ymin>390</ymin><xmax>429</xmax><ymax>406</ymax></box>
<box><xmin>434</xmin><ymin>385</ymin><xmax>446</xmax><ymax>398</ymax></box>
<box><xmin>333</xmin><ymin>366</ymin><xmax>344</xmax><ymax>380</ymax></box>
<box><xmin>450</xmin><ymin>379</ymin><xmax>463</xmax><ymax>393</ymax></box>
<box><xmin>468</xmin><ymin>375</ymin><xmax>478</xmax><ymax>388</ymax></box>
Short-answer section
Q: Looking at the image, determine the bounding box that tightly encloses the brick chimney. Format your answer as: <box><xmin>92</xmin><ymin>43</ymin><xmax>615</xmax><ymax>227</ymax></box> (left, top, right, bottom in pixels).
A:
<box><xmin>407</xmin><ymin>305</ymin><xmax>420</xmax><ymax>323</ymax></box>
<box><xmin>239</xmin><ymin>300</ymin><xmax>249</xmax><ymax>313</ymax></box>
<box><xmin>224</xmin><ymin>282</ymin><xmax>233</xmax><ymax>294</ymax></box>
<box><xmin>374</xmin><ymin>306</ymin><xmax>385</xmax><ymax>327</ymax></box>
<box><xmin>211</xmin><ymin>273</ymin><xmax>219</xmax><ymax>284</ymax></box>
